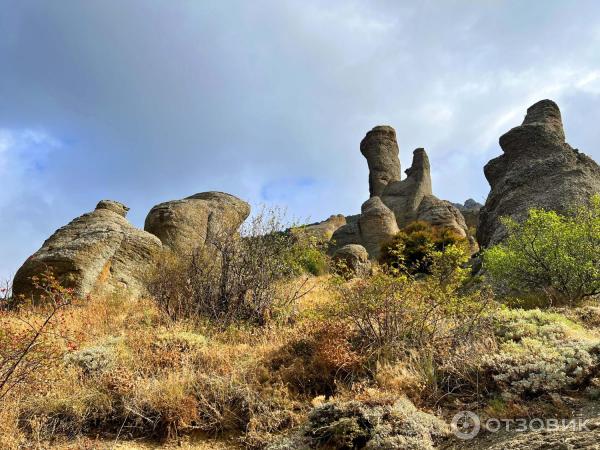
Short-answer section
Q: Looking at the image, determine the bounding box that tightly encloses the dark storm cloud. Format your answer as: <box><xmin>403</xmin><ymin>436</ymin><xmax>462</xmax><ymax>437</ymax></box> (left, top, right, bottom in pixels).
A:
<box><xmin>1</xmin><ymin>0</ymin><xmax>600</xmax><ymax>279</ymax></box>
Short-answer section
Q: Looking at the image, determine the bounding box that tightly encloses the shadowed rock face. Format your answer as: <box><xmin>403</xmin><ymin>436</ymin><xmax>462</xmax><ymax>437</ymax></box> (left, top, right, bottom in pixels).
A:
<box><xmin>478</xmin><ymin>99</ymin><xmax>600</xmax><ymax>248</ymax></box>
<box><xmin>13</xmin><ymin>201</ymin><xmax>162</xmax><ymax>301</ymax></box>
<box><xmin>452</xmin><ymin>199</ymin><xmax>483</xmax><ymax>229</ymax></box>
<box><xmin>360</xmin><ymin>126</ymin><xmax>401</xmax><ymax>197</ymax></box>
<box><xmin>144</xmin><ymin>191</ymin><xmax>250</xmax><ymax>257</ymax></box>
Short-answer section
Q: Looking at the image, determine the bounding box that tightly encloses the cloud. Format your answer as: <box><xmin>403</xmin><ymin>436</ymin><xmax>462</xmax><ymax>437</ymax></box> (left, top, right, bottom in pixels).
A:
<box><xmin>1</xmin><ymin>0</ymin><xmax>600</xmax><ymax>280</ymax></box>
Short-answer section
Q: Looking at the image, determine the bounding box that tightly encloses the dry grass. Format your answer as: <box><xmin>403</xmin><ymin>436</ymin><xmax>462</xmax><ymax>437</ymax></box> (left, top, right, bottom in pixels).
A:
<box><xmin>2</xmin><ymin>271</ymin><xmax>598</xmax><ymax>449</ymax></box>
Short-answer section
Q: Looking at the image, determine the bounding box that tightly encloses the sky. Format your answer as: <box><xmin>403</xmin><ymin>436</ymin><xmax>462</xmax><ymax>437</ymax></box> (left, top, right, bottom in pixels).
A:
<box><xmin>1</xmin><ymin>0</ymin><xmax>600</xmax><ymax>281</ymax></box>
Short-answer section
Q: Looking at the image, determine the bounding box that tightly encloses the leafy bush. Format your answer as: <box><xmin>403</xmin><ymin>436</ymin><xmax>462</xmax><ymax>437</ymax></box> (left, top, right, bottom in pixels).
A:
<box><xmin>286</xmin><ymin>236</ymin><xmax>329</xmax><ymax>276</ymax></box>
<box><xmin>484</xmin><ymin>195</ymin><xmax>600</xmax><ymax>307</ymax></box>
<box><xmin>379</xmin><ymin>221</ymin><xmax>468</xmax><ymax>275</ymax></box>
<box><xmin>483</xmin><ymin>308</ymin><xmax>600</xmax><ymax>399</ymax></box>
<box><xmin>149</xmin><ymin>208</ymin><xmax>309</xmax><ymax>326</ymax></box>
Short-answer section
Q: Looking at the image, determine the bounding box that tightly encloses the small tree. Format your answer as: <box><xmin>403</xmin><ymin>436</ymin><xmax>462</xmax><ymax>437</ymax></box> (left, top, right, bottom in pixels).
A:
<box><xmin>484</xmin><ymin>195</ymin><xmax>600</xmax><ymax>307</ymax></box>
<box><xmin>0</xmin><ymin>272</ymin><xmax>72</xmax><ymax>402</ymax></box>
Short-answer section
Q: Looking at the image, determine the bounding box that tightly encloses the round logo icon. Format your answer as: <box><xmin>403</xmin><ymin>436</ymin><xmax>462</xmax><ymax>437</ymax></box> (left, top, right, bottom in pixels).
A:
<box><xmin>451</xmin><ymin>411</ymin><xmax>480</xmax><ymax>440</ymax></box>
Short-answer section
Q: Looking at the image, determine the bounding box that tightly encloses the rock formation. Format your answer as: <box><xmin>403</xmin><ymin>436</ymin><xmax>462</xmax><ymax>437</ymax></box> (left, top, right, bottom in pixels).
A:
<box><xmin>360</xmin><ymin>126</ymin><xmax>401</xmax><ymax>197</ymax></box>
<box><xmin>331</xmin><ymin>128</ymin><xmax>469</xmax><ymax>259</ymax></box>
<box><xmin>333</xmin><ymin>244</ymin><xmax>372</xmax><ymax>278</ymax></box>
<box><xmin>453</xmin><ymin>199</ymin><xmax>483</xmax><ymax>229</ymax></box>
<box><xmin>292</xmin><ymin>214</ymin><xmax>346</xmax><ymax>241</ymax></box>
<box><xmin>13</xmin><ymin>200</ymin><xmax>162</xmax><ymax>301</ymax></box>
<box><xmin>358</xmin><ymin>197</ymin><xmax>400</xmax><ymax>258</ymax></box>
<box><xmin>478</xmin><ymin>99</ymin><xmax>600</xmax><ymax>248</ymax></box>
<box><xmin>144</xmin><ymin>191</ymin><xmax>250</xmax><ymax>257</ymax></box>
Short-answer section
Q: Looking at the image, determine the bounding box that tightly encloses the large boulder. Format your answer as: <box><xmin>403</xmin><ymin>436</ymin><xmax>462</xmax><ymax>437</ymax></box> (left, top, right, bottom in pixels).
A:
<box><xmin>13</xmin><ymin>200</ymin><xmax>162</xmax><ymax>301</ymax></box>
<box><xmin>358</xmin><ymin>197</ymin><xmax>400</xmax><ymax>259</ymax></box>
<box><xmin>144</xmin><ymin>191</ymin><xmax>250</xmax><ymax>257</ymax></box>
<box><xmin>417</xmin><ymin>195</ymin><xmax>468</xmax><ymax>238</ymax></box>
<box><xmin>478</xmin><ymin>100</ymin><xmax>600</xmax><ymax>248</ymax></box>
<box><xmin>361</xmin><ymin>126</ymin><xmax>401</xmax><ymax>197</ymax></box>
<box><xmin>333</xmin><ymin>244</ymin><xmax>371</xmax><ymax>278</ymax></box>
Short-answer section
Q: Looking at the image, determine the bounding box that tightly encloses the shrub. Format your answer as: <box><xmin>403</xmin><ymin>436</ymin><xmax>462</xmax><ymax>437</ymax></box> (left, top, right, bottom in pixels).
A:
<box><xmin>379</xmin><ymin>221</ymin><xmax>468</xmax><ymax>276</ymax></box>
<box><xmin>331</xmin><ymin>272</ymin><xmax>491</xmax><ymax>358</ymax></box>
<box><xmin>149</xmin><ymin>208</ymin><xmax>310</xmax><ymax>326</ymax></box>
<box><xmin>64</xmin><ymin>344</ymin><xmax>115</xmax><ymax>375</ymax></box>
<box><xmin>0</xmin><ymin>272</ymin><xmax>72</xmax><ymax>402</ymax></box>
<box><xmin>484</xmin><ymin>195</ymin><xmax>600</xmax><ymax>307</ymax></box>
<box><xmin>267</xmin><ymin>396</ymin><xmax>449</xmax><ymax>450</ymax></box>
<box><xmin>269</xmin><ymin>321</ymin><xmax>365</xmax><ymax>396</ymax></box>
<box><xmin>286</xmin><ymin>236</ymin><xmax>329</xmax><ymax>276</ymax></box>
<box><xmin>483</xmin><ymin>308</ymin><xmax>600</xmax><ymax>399</ymax></box>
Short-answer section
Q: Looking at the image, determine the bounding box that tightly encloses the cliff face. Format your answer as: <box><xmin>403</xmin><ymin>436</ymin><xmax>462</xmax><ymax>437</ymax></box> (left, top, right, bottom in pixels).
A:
<box><xmin>478</xmin><ymin>100</ymin><xmax>600</xmax><ymax>248</ymax></box>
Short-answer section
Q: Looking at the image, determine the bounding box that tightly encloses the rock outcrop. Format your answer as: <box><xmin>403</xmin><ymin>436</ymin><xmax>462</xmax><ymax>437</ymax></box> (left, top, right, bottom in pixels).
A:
<box><xmin>333</xmin><ymin>244</ymin><xmax>372</xmax><ymax>278</ymax></box>
<box><xmin>331</xmin><ymin>129</ymin><xmax>469</xmax><ymax>259</ymax></box>
<box><xmin>293</xmin><ymin>214</ymin><xmax>346</xmax><ymax>241</ymax></box>
<box><xmin>358</xmin><ymin>197</ymin><xmax>400</xmax><ymax>259</ymax></box>
<box><xmin>452</xmin><ymin>199</ymin><xmax>482</xmax><ymax>229</ymax></box>
<box><xmin>361</xmin><ymin>126</ymin><xmax>401</xmax><ymax>197</ymax></box>
<box><xmin>144</xmin><ymin>191</ymin><xmax>250</xmax><ymax>257</ymax></box>
<box><xmin>13</xmin><ymin>200</ymin><xmax>162</xmax><ymax>301</ymax></box>
<box><xmin>478</xmin><ymin>99</ymin><xmax>600</xmax><ymax>248</ymax></box>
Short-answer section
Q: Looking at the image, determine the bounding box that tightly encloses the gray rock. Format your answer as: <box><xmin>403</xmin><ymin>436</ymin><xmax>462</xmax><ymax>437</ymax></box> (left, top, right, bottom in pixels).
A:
<box><xmin>333</xmin><ymin>244</ymin><xmax>371</xmax><ymax>278</ymax></box>
<box><xmin>332</xmin><ymin>129</ymin><xmax>471</xmax><ymax>259</ymax></box>
<box><xmin>463</xmin><ymin>198</ymin><xmax>482</xmax><ymax>210</ymax></box>
<box><xmin>294</xmin><ymin>214</ymin><xmax>346</xmax><ymax>242</ymax></box>
<box><xmin>417</xmin><ymin>195</ymin><xmax>468</xmax><ymax>238</ymax></box>
<box><xmin>361</xmin><ymin>126</ymin><xmax>401</xmax><ymax>197</ymax></box>
<box><xmin>477</xmin><ymin>99</ymin><xmax>600</xmax><ymax>248</ymax></box>
<box><xmin>13</xmin><ymin>200</ymin><xmax>162</xmax><ymax>301</ymax></box>
<box><xmin>144</xmin><ymin>191</ymin><xmax>250</xmax><ymax>257</ymax></box>
<box><xmin>381</xmin><ymin>148</ymin><xmax>433</xmax><ymax>227</ymax></box>
<box><xmin>452</xmin><ymin>199</ymin><xmax>482</xmax><ymax>229</ymax></box>
<box><xmin>358</xmin><ymin>197</ymin><xmax>400</xmax><ymax>259</ymax></box>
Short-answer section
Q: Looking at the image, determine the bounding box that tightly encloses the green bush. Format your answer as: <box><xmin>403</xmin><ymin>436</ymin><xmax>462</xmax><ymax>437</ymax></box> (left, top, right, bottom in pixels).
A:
<box><xmin>379</xmin><ymin>221</ymin><xmax>468</xmax><ymax>276</ymax></box>
<box><xmin>484</xmin><ymin>195</ymin><xmax>600</xmax><ymax>307</ymax></box>
<box><xmin>286</xmin><ymin>236</ymin><xmax>329</xmax><ymax>276</ymax></box>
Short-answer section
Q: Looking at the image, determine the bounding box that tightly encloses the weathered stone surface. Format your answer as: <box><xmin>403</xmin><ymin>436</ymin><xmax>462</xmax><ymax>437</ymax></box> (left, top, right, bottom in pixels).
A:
<box><xmin>381</xmin><ymin>148</ymin><xmax>433</xmax><ymax>227</ymax></box>
<box><xmin>13</xmin><ymin>200</ymin><xmax>162</xmax><ymax>301</ymax></box>
<box><xmin>330</xmin><ymin>132</ymin><xmax>471</xmax><ymax>259</ymax></box>
<box><xmin>333</xmin><ymin>244</ymin><xmax>371</xmax><ymax>278</ymax></box>
<box><xmin>452</xmin><ymin>199</ymin><xmax>482</xmax><ymax>229</ymax></box>
<box><xmin>294</xmin><ymin>214</ymin><xmax>346</xmax><ymax>241</ymax></box>
<box><xmin>358</xmin><ymin>197</ymin><xmax>400</xmax><ymax>259</ymax></box>
<box><xmin>329</xmin><ymin>215</ymin><xmax>361</xmax><ymax>254</ymax></box>
<box><xmin>144</xmin><ymin>191</ymin><xmax>250</xmax><ymax>256</ymax></box>
<box><xmin>361</xmin><ymin>126</ymin><xmax>401</xmax><ymax>197</ymax></box>
<box><xmin>417</xmin><ymin>195</ymin><xmax>468</xmax><ymax>238</ymax></box>
<box><xmin>478</xmin><ymin>99</ymin><xmax>600</xmax><ymax>248</ymax></box>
